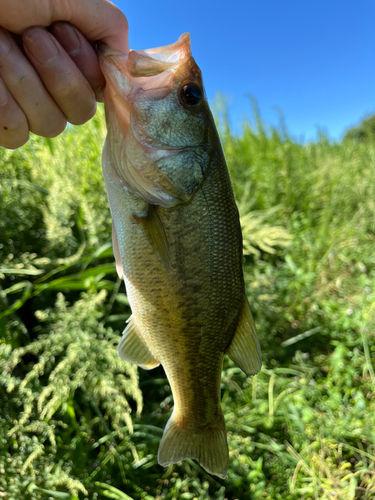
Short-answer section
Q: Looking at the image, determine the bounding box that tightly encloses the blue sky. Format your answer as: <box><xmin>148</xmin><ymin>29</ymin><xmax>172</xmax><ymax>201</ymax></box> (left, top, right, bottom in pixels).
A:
<box><xmin>113</xmin><ymin>0</ymin><xmax>375</xmax><ymax>141</ymax></box>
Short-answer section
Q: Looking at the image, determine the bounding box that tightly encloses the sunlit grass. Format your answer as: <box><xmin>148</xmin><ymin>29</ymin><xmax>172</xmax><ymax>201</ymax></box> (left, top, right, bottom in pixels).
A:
<box><xmin>1</xmin><ymin>101</ymin><xmax>375</xmax><ymax>499</ymax></box>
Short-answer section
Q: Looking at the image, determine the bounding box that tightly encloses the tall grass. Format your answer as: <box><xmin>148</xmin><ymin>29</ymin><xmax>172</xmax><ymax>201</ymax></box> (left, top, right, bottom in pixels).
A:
<box><xmin>0</xmin><ymin>102</ymin><xmax>375</xmax><ymax>499</ymax></box>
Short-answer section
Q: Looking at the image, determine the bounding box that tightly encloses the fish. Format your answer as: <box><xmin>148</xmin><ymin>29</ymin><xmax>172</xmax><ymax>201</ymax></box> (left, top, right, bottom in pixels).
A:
<box><xmin>98</xmin><ymin>33</ymin><xmax>261</xmax><ymax>478</ymax></box>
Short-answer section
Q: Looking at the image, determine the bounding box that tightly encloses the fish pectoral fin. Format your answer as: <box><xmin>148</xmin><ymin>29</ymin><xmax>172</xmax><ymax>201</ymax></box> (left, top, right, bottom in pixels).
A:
<box><xmin>134</xmin><ymin>204</ymin><xmax>171</xmax><ymax>272</ymax></box>
<box><xmin>226</xmin><ymin>295</ymin><xmax>262</xmax><ymax>376</ymax></box>
<box><xmin>112</xmin><ymin>223</ymin><xmax>124</xmax><ymax>279</ymax></box>
<box><xmin>118</xmin><ymin>316</ymin><xmax>160</xmax><ymax>370</ymax></box>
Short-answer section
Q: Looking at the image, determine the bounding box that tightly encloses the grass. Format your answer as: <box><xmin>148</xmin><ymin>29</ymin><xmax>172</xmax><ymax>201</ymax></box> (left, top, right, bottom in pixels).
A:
<box><xmin>0</xmin><ymin>101</ymin><xmax>375</xmax><ymax>499</ymax></box>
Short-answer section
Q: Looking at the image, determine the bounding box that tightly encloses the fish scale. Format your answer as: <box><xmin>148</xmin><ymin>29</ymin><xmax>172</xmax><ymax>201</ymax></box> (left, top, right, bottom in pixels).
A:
<box><xmin>99</xmin><ymin>32</ymin><xmax>261</xmax><ymax>478</ymax></box>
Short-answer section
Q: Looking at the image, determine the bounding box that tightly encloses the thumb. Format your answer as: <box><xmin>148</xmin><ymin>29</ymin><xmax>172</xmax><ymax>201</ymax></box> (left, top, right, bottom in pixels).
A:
<box><xmin>0</xmin><ymin>0</ymin><xmax>129</xmax><ymax>53</ymax></box>
<box><xmin>59</xmin><ymin>0</ymin><xmax>129</xmax><ymax>53</ymax></box>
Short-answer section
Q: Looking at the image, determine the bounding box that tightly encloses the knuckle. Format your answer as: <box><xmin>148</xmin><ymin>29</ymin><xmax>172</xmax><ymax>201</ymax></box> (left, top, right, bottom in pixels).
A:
<box><xmin>0</xmin><ymin>28</ymin><xmax>12</xmax><ymax>59</ymax></box>
<box><xmin>118</xmin><ymin>11</ymin><xmax>129</xmax><ymax>31</ymax></box>
<box><xmin>0</xmin><ymin>130</ymin><xmax>29</xmax><ymax>149</ymax></box>
<box><xmin>43</xmin><ymin>119</ymin><xmax>67</xmax><ymax>138</ymax></box>
<box><xmin>0</xmin><ymin>106</ymin><xmax>29</xmax><ymax>149</ymax></box>
<box><xmin>52</xmin><ymin>76</ymin><xmax>96</xmax><ymax>113</ymax></box>
<box><xmin>68</xmin><ymin>101</ymin><xmax>97</xmax><ymax>126</ymax></box>
<box><xmin>53</xmin><ymin>76</ymin><xmax>77</xmax><ymax>98</ymax></box>
<box><xmin>30</xmin><ymin>116</ymin><xmax>67</xmax><ymax>138</ymax></box>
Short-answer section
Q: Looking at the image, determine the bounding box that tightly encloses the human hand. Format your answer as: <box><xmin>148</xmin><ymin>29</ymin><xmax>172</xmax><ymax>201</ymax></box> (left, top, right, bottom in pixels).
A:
<box><xmin>0</xmin><ymin>0</ymin><xmax>128</xmax><ymax>149</ymax></box>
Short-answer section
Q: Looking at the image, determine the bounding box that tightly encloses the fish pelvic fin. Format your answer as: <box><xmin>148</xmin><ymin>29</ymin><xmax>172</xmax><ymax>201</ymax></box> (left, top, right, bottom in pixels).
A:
<box><xmin>134</xmin><ymin>204</ymin><xmax>170</xmax><ymax>273</ymax></box>
<box><xmin>226</xmin><ymin>294</ymin><xmax>262</xmax><ymax>376</ymax></box>
<box><xmin>112</xmin><ymin>223</ymin><xmax>124</xmax><ymax>279</ymax></box>
<box><xmin>158</xmin><ymin>412</ymin><xmax>229</xmax><ymax>478</ymax></box>
<box><xmin>118</xmin><ymin>316</ymin><xmax>160</xmax><ymax>370</ymax></box>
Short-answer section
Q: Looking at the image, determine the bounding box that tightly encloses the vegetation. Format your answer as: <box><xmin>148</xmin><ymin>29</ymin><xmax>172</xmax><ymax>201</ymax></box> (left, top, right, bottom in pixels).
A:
<box><xmin>1</xmin><ymin>103</ymin><xmax>375</xmax><ymax>500</ymax></box>
<box><xmin>343</xmin><ymin>112</ymin><xmax>375</xmax><ymax>143</ymax></box>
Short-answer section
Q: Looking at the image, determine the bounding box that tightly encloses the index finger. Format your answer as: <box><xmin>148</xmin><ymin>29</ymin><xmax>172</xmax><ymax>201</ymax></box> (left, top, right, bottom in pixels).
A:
<box><xmin>0</xmin><ymin>0</ymin><xmax>129</xmax><ymax>53</ymax></box>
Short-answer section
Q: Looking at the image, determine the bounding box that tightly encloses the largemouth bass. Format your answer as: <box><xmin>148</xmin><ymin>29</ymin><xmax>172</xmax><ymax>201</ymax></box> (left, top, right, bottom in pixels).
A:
<box><xmin>98</xmin><ymin>33</ymin><xmax>261</xmax><ymax>478</ymax></box>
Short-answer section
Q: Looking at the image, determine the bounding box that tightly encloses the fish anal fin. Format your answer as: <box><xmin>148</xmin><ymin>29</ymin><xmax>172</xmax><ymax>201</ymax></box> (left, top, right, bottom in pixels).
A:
<box><xmin>134</xmin><ymin>205</ymin><xmax>170</xmax><ymax>272</ymax></box>
<box><xmin>112</xmin><ymin>223</ymin><xmax>123</xmax><ymax>279</ymax></box>
<box><xmin>226</xmin><ymin>295</ymin><xmax>262</xmax><ymax>376</ymax></box>
<box><xmin>118</xmin><ymin>316</ymin><xmax>160</xmax><ymax>370</ymax></box>
<box><xmin>158</xmin><ymin>412</ymin><xmax>228</xmax><ymax>478</ymax></box>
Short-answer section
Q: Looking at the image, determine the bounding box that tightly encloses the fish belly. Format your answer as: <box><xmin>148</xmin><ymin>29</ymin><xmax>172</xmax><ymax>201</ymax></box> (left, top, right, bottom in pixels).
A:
<box><xmin>107</xmin><ymin>156</ymin><xmax>243</xmax><ymax>476</ymax></box>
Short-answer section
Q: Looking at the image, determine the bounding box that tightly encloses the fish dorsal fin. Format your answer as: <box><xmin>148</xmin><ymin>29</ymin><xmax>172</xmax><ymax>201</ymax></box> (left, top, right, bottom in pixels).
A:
<box><xmin>226</xmin><ymin>295</ymin><xmax>262</xmax><ymax>375</ymax></box>
<box><xmin>112</xmin><ymin>223</ymin><xmax>124</xmax><ymax>279</ymax></box>
<box><xmin>134</xmin><ymin>205</ymin><xmax>171</xmax><ymax>272</ymax></box>
<box><xmin>118</xmin><ymin>316</ymin><xmax>160</xmax><ymax>370</ymax></box>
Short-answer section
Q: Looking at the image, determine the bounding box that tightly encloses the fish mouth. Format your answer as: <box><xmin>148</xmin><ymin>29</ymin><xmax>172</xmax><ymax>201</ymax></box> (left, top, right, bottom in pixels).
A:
<box><xmin>97</xmin><ymin>33</ymin><xmax>191</xmax><ymax>73</ymax></box>
<box><xmin>98</xmin><ymin>33</ymin><xmax>203</xmax><ymax>147</ymax></box>
<box><xmin>98</xmin><ymin>33</ymin><xmax>193</xmax><ymax>96</ymax></box>
<box><xmin>127</xmin><ymin>33</ymin><xmax>191</xmax><ymax>77</ymax></box>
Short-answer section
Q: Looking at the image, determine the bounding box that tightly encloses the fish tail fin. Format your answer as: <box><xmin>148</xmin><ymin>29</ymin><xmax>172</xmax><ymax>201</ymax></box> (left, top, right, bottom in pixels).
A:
<box><xmin>157</xmin><ymin>412</ymin><xmax>228</xmax><ymax>478</ymax></box>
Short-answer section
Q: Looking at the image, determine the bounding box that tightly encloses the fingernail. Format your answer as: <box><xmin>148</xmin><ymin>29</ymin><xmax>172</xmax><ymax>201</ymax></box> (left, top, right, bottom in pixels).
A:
<box><xmin>23</xmin><ymin>28</ymin><xmax>59</xmax><ymax>65</ymax></box>
<box><xmin>0</xmin><ymin>29</ymin><xmax>11</xmax><ymax>57</ymax></box>
<box><xmin>51</xmin><ymin>23</ymin><xmax>81</xmax><ymax>57</ymax></box>
<box><xmin>0</xmin><ymin>78</ymin><xmax>9</xmax><ymax>106</ymax></box>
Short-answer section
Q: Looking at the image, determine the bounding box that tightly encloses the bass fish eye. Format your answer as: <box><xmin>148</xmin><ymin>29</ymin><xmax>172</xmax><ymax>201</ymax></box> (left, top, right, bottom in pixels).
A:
<box><xmin>179</xmin><ymin>83</ymin><xmax>203</xmax><ymax>107</ymax></box>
